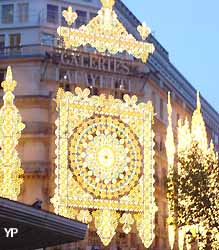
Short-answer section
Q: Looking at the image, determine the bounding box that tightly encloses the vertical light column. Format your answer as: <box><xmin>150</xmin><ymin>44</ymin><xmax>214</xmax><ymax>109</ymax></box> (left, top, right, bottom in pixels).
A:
<box><xmin>0</xmin><ymin>66</ymin><xmax>25</xmax><ymax>200</ymax></box>
<box><xmin>166</xmin><ymin>92</ymin><xmax>176</xmax><ymax>250</ymax></box>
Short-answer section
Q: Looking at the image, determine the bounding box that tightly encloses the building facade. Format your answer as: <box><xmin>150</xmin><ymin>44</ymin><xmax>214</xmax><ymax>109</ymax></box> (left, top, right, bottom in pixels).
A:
<box><xmin>0</xmin><ymin>0</ymin><xmax>218</xmax><ymax>249</ymax></box>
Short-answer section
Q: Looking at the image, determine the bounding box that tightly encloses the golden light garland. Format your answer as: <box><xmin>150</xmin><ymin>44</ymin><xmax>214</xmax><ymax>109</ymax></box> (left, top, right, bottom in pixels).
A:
<box><xmin>57</xmin><ymin>0</ymin><xmax>155</xmax><ymax>63</ymax></box>
<box><xmin>0</xmin><ymin>66</ymin><xmax>25</xmax><ymax>200</ymax></box>
<box><xmin>51</xmin><ymin>87</ymin><xmax>156</xmax><ymax>247</ymax></box>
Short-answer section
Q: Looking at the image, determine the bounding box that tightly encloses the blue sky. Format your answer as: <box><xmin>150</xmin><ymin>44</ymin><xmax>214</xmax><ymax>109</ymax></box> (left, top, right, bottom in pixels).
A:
<box><xmin>122</xmin><ymin>0</ymin><xmax>219</xmax><ymax>112</ymax></box>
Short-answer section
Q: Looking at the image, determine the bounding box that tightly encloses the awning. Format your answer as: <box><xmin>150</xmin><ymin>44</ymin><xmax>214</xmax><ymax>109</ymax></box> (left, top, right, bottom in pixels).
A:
<box><xmin>0</xmin><ymin>197</ymin><xmax>87</xmax><ymax>250</ymax></box>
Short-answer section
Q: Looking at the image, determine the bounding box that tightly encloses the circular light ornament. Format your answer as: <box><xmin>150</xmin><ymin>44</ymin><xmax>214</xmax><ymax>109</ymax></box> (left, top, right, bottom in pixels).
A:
<box><xmin>69</xmin><ymin>115</ymin><xmax>142</xmax><ymax>199</ymax></box>
<box><xmin>96</xmin><ymin>145</ymin><xmax>115</xmax><ymax>169</ymax></box>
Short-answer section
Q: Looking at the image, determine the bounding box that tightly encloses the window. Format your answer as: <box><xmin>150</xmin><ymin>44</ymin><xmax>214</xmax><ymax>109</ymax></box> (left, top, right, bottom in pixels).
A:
<box><xmin>18</xmin><ymin>3</ymin><xmax>29</xmax><ymax>22</ymax></box>
<box><xmin>160</xmin><ymin>138</ymin><xmax>164</xmax><ymax>152</ymax></box>
<box><xmin>176</xmin><ymin>113</ymin><xmax>180</xmax><ymax>121</ymax></box>
<box><xmin>0</xmin><ymin>35</ymin><xmax>5</xmax><ymax>52</ymax></box>
<box><xmin>0</xmin><ymin>69</ymin><xmax>6</xmax><ymax>91</ymax></box>
<box><xmin>89</xmin><ymin>86</ymin><xmax>98</xmax><ymax>95</ymax></box>
<box><xmin>155</xmin><ymin>164</ymin><xmax>161</xmax><ymax>185</ymax></box>
<box><xmin>47</xmin><ymin>4</ymin><xmax>58</xmax><ymax>24</ymax></box>
<box><xmin>10</xmin><ymin>34</ymin><xmax>21</xmax><ymax>47</ymax></box>
<box><xmin>89</xmin><ymin>12</ymin><xmax>97</xmax><ymax>20</ymax></box>
<box><xmin>61</xmin><ymin>7</ymin><xmax>68</xmax><ymax>27</ymax></box>
<box><xmin>75</xmin><ymin>10</ymin><xmax>87</xmax><ymax>28</ymax></box>
<box><xmin>160</xmin><ymin>97</ymin><xmax>164</xmax><ymax>120</ymax></box>
<box><xmin>151</xmin><ymin>91</ymin><xmax>156</xmax><ymax>113</ymax></box>
<box><xmin>9</xmin><ymin>33</ymin><xmax>21</xmax><ymax>54</ymax></box>
<box><xmin>2</xmin><ymin>4</ymin><xmax>14</xmax><ymax>24</ymax></box>
<box><xmin>59</xmin><ymin>82</ymin><xmax>70</xmax><ymax>91</ymax></box>
<box><xmin>214</xmin><ymin>133</ymin><xmax>219</xmax><ymax>145</ymax></box>
<box><xmin>162</xmin><ymin>168</ymin><xmax>167</xmax><ymax>189</ymax></box>
<box><xmin>41</xmin><ymin>33</ymin><xmax>55</xmax><ymax>46</ymax></box>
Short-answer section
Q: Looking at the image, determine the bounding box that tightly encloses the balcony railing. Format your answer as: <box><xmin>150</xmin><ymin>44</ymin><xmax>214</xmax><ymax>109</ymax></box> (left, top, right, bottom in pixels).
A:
<box><xmin>0</xmin><ymin>44</ymin><xmax>140</xmax><ymax>63</ymax></box>
<box><xmin>0</xmin><ymin>44</ymin><xmax>53</xmax><ymax>58</ymax></box>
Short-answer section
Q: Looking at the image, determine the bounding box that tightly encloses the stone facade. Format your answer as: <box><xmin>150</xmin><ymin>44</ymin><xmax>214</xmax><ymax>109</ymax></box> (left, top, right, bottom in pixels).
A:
<box><xmin>0</xmin><ymin>1</ymin><xmax>219</xmax><ymax>250</ymax></box>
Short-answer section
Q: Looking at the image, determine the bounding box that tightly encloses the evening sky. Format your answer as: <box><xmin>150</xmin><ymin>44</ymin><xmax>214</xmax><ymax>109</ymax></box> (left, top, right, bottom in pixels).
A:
<box><xmin>122</xmin><ymin>0</ymin><xmax>219</xmax><ymax>112</ymax></box>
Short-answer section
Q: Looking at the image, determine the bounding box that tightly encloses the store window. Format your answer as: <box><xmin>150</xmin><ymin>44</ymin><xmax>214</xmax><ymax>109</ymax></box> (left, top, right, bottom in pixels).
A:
<box><xmin>18</xmin><ymin>3</ymin><xmax>29</xmax><ymax>22</ymax></box>
<box><xmin>75</xmin><ymin>10</ymin><xmax>87</xmax><ymax>28</ymax></box>
<box><xmin>2</xmin><ymin>4</ymin><xmax>14</xmax><ymax>24</ymax></box>
<box><xmin>47</xmin><ymin>4</ymin><xmax>58</xmax><ymax>24</ymax></box>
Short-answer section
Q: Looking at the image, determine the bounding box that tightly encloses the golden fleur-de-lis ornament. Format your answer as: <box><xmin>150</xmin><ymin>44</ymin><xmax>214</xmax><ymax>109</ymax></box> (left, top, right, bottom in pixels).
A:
<box><xmin>75</xmin><ymin>87</ymin><xmax>90</xmax><ymax>99</ymax></box>
<box><xmin>1</xmin><ymin>66</ymin><xmax>17</xmax><ymax>92</ymax></box>
<box><xmin>123</xmin><ymin>94</ymin><xmax>138</xmax><ymax>106</ymax></box>
<box><xmin>63</xmin><ymin>6</ymin><xmax>78</xmax><ymax>26</ymax></box>
<box><xmin>137</xmin><ymin>22</ymin><xmax>151</xmax><ymax>40</ymax></box>
<box><xmin>100</xmin><ymin>0</ymin><xmax>115</xmax><ymax>9</ymax></box>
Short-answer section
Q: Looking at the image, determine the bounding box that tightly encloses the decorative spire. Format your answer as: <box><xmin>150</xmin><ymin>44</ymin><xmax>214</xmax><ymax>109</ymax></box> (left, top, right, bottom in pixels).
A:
<box><xmin>166</xmin><ymin>92</ymin><xmax>175</xmax><ymax>168</ymax></box>
<box><xmin>1</xmin><ymin>66</ymin><xmax>17</xmax><ymax>92</ymax></box>
<box><xmin>191</xmin><ymin>91</ymin><xmax>208</xmax><ymax>151</ymax></box>
<box><xmin>0</xmin><ymin>66</ymin><xmax>25</xmax><ymax>200</ymax></box>
<box><xmin>100</xmin><ymin>0</ymin><xmax>115</xmax><ymax>8</ymax></box>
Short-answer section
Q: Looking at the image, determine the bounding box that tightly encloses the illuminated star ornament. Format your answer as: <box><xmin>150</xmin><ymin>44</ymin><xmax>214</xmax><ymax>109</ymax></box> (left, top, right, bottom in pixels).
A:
<box><xmin>51</xmin><ymin>88</ymin><xmax>157</xmax><ymax>247</ymax></box>
<box><xmin>57</xmin><ymin>0</ymin><xmax>155</xmax><ymax>63</ymax></box>
<box><xmin>0</xmin><ymin>66</ymin><xmax>25</xmax><ymax>200</ymax></box>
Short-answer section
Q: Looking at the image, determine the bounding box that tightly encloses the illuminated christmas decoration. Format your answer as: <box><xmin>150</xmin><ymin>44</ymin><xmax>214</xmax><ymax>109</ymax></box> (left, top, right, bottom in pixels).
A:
<box><xmin>166</xmin><ymin>91</ymin><xmax>210</xmax><ymax>169</ymax></box>
<box><xmin>166</xmin><ymin>92</ymin><xmax>175</xmax><ymax>168</ymax></box>
<box><xmin>57</xmin><ymin>0</ymin><xmax>155</xmax><ymax>63</ymax></box>
<box><xmin>191</xmin><ymin>91</ymin><xmax>208</xmax><ymax>151</ymax></box>
<box><xmin>166</xmin><ymin>92</ymin><xmax>219</xmax><ymax>250</ymax></box>
<box><xmin>51</xmin><ymin>87</ymin><xmax>156</xmax><ymax>247</ymax></box>
<box><xmin>77</xmin><ymin>210</ymin><xmax>92</xmax><ymax>224</ymax></box>
<box><xmin>166</xmin><ymin>92</ymin><xmax>177</xmax><ymax>249</ymax></box>
<box><xmin>137</xmin><ymin>22</ymin><xmax>151</xmax><ymax>40</ymax></box>
<box><xmin>0</xmin><ymin>66</ymin><xmax>25</xmax><ymax>200</ymax></box>
<box><xmin>119</xmin><ymin>213</ymin><xmax>134</xmax><ymax>234</ymax></box>
<box><xmin>168</xmin><ymin>224</ymin><xmax>175</xmax><ymax>250</ymax></box>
